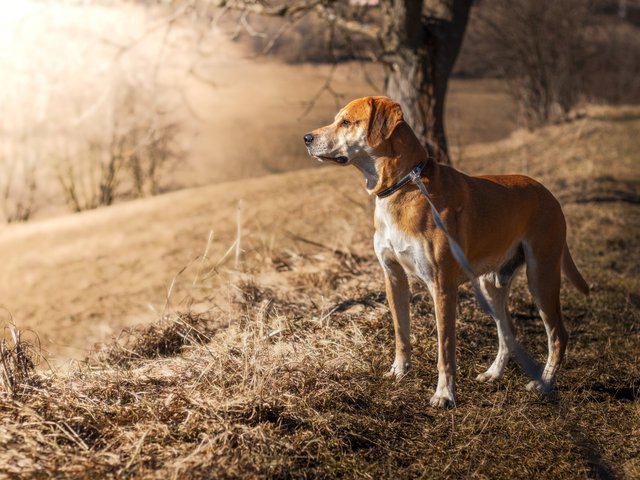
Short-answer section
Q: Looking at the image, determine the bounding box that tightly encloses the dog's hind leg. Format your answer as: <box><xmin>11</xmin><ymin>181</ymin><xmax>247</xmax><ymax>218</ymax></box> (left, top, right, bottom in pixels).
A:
<box><xmin>523</xmin><ymin>244</ymin><xmax>568</xmax><ymax>392</ymax></box>
<box><xmin>476</xmin><ymin>274</ymin><xmax>517</xmax><ymax>382</ymax></box>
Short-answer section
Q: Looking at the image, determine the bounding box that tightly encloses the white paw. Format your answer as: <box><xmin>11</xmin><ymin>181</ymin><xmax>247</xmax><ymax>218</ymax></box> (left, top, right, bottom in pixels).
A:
<box><xmin>476</xmin><ymin>363</ymin><xmax>506</xmax><ymax>383</ymax></box>
<box><xmin>430</xmin><ymin>392</ymin><xmax>456</xmax><ymax>408</ymax></box>
<box><xmin>383</xmin><ymin>359</ymin><xmax>410</xmax><ymax>380</ymax></box>
<box><xmin>476</xmin><ymin>371</ymin><xmax>500</xmax><ymax>383</ymax></box>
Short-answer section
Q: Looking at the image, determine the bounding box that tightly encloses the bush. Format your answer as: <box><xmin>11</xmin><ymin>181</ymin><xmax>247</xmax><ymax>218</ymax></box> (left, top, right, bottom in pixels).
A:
<box><xmin>472</xmin><ymin>0</ymin><xmax>593</xmax><ymax>125</ymax></box>
<box><xmin>463</xmin><ymin>0</ymin><xmax>640</xmax><ymax>126</ymax></box>
<box><xmin>57</xmin><ymin>83</ymin><xmax>183</xmax><ymax>212</ymax></box>
<box><xmin>0</xmin><ymin>154</ymin><xmax>37</xmax><ymax>223</ymax></box>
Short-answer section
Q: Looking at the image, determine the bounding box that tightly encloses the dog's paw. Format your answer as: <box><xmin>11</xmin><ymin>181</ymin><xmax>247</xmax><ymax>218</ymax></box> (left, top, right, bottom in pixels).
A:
<box><xmin>525</xmin><ymin>379</ymin><xmax>553</xmax><ymax>394</ymax></box>
<box><xmin>476</xmin><ymin>362</ymin><xmax>506</xmax><ymax>382</ymax></box>
<box><xmin>431</xmin><ymin>376</ymin><xmax>456</xmax><ymax>408</ymax></box>
<box><xmin>525</xmin><ymin>380</ymin><xmax>539</xmax><ymax>392</ymax></box>
<box><xmin>383</xmin><ymin>360</ymin><xmax>410</xmax><ymax>381</ymax></box>
<box><xmin>476</xmin><ymin>371</ymin><xmax>500</xmax><ymax>383</ymax></box>
<box><xmin>429</xmin><ymin>392</ymin><xmax>456</xmax><ymax>408</ymax></box>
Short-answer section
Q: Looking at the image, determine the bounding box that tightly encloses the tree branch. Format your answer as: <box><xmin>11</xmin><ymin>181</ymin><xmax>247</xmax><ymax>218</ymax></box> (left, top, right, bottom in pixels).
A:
<box><xmin>214</xmin><ymin>0</ymin><xmax>322</xmax><ymax>18</ymax></box>
<box><xmin>214</xmin><ymin>0</ymin><xmax>381</xmax><ymax>39</ymax></box>
<box><xmin>314</xmin><ymin>4</ymin><xmax>380</xmax><ymax>39</ymax></box>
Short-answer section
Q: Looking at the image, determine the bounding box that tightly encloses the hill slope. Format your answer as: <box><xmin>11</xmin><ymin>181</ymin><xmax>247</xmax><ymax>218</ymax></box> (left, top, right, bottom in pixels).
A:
<box><xmin>0</xmin><ymin>164</ymin><xmax>373</xmax><ymax>363</ymax></box>
<box><xmin>0</xmin><ymin>106</ymin><xmax>638</xmax><ymax>478</ymax></box>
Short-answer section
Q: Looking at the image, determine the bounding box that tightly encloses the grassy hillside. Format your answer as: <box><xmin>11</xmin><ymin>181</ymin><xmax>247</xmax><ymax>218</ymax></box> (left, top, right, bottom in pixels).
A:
<box><xmin>1</xmin><ymin>106</ymin><xmax>638</xmax><ymax>478</ymax></box>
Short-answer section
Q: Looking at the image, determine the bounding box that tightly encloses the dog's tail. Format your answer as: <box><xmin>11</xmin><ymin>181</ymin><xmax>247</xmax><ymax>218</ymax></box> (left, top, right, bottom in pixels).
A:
<box><xmin>562</xmin><ymin>242</ymin><xmax>589</xmax><ymax>296</ymax></box>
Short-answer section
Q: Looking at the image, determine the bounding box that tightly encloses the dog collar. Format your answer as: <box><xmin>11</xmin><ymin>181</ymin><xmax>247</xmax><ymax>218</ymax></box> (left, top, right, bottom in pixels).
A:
<box><xmin>376</xmin><ymin>161</ymin><xmax>427</xmax><ymax>199</ymax></box>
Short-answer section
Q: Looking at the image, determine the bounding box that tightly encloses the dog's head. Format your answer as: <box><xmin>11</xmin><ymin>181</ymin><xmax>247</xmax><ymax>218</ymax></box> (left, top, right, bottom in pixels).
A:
<box><xmin>303</xmin><ymin>96</ymin><xmax>404</xmax><ymax>165</ymax></box>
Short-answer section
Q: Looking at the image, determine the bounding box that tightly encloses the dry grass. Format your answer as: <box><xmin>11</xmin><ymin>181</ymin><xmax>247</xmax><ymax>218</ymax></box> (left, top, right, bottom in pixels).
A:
<box><xmin>1</xmin><ymin>106</ymin><xmax>639</xmax><ymax>478</ymax></box>
<box><xmin>0</xmin><ymin>321</ymin><xmax>39</xmax><ymax>397</ymax></box>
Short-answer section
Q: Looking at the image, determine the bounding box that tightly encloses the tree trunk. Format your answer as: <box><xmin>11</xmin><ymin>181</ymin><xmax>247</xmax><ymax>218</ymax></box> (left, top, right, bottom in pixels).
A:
<box><xmin>382</xmin><ymin>0</ymin><xmax>472</xmax><ymax>165</ymax></box>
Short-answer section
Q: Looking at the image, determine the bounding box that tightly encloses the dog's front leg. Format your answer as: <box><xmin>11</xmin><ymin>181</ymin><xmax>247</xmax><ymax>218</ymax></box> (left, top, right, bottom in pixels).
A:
<box><xmin>382</xmin><ymin>262</ymin><xmax>411</xmax><ymax>379</ymax></box>
<box><xmin>430</xmin><ymin>286</ymin><xmax>458</xmax><ymax>407</ymax></box>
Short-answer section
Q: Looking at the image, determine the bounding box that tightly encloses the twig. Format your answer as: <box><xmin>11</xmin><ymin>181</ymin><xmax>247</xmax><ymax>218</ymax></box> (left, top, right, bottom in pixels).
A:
<box><xmin>111</xmin><ymin>4</ymin><xmax>191</xmax><ymax>61</ymax></box>
<box><xmin>124</xmin><ymin>429</ymin><xmax>149</xmax><ymax>470</ymax></box>
<box><xmin>192</xmin><ymin>230</ymin><xmax>215</xmax><ymax>287</ymax></box>
<box><xmin>240</xmin><ymin>12</ymin><xmax>268</xmax><ymax>39</ymax></box>
<box><xmin>235</xmin><ymin>201</ymin><xmax>243</xmax><ymax>269</ymax></box>
<box><xmin>299</xmin><ymin>63</ymin><xmax>344</xmax><ymax>119</ymax></box>
<box><xmin>162</xmin><ymin>257</ymin><xmax>200</xmax><ymax>320</ymax></box>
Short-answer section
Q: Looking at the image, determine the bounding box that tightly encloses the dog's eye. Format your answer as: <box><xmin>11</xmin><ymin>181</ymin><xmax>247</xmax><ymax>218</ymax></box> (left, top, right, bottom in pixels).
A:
<box><xmin>341</xmin><ymin>119</ymin><xmax>351</xmax><ymax>128</ymax></box>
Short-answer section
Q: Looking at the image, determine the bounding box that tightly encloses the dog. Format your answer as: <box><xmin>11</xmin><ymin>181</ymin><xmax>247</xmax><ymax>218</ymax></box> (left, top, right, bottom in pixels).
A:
<box><xmin>303</xmin><ymin>96</ymin><xmax>589</xmax><ymax>407</ymax></box>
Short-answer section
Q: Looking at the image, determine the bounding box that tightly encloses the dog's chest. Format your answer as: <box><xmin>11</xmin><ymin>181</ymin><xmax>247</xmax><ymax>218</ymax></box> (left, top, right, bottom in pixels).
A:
<box><xmin>373</xmin><ymin>201</ymin><xmax>434</xmax><ymax>285</ymax></box>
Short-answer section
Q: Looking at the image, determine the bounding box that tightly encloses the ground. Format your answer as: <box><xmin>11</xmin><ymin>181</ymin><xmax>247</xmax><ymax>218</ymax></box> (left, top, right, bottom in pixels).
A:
<box><xmin>0</xmin><ymin>2</ymin><xmax>638</xmax><ymax>478</ymax></box>
<box><xmin>0</xmin><ymin>15</ymin><xmax>516</xmax><ymax>363</ymax></box>
<box><xmin>0</xmin><ymin>105</ymin><xmax>638</xmax><ymax>479</ymax></box>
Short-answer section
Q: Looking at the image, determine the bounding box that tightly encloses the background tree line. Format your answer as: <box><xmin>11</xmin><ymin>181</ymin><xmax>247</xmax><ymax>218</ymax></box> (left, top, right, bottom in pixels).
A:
<box><xmin>230</xmin><ymin>0</ymin><xmax>640</xmax><ymax>141</ymax></box>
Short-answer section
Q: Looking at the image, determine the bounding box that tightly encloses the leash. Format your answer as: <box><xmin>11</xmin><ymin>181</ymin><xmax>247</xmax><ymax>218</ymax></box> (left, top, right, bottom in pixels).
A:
<box><xmin>378</xmin><ymin>161</ymin><xmax>549</xmax><ymax>390</ymax></box>
<box><xmin>409</xmin><ymin>165</ymin><xmax>496</xmax><ymax>317</ymax></box>
<box><xmin>378</xmin><ymin>161</ymin><xmax>495</xmax><ymax>316</ymax></box>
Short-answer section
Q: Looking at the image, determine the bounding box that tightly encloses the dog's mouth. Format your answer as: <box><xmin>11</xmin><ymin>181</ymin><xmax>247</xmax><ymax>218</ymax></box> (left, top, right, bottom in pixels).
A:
<box><xmin>315</xmin><ymin>155</ymin><xmax>349</xmax><ymax>165</ymax></box>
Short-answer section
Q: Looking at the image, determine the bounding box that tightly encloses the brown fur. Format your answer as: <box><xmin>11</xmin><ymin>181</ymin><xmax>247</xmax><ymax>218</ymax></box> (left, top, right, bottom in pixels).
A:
<box><xmin>305</xmin><ymin>96</ymin><xmax>588</xmax><ymax>407</ymax></box>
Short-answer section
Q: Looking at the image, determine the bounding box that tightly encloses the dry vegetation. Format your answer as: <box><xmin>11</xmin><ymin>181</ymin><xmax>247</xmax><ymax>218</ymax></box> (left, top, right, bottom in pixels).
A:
<box><xmin>0</xmin><ymin>106</ymin><xmax>638</xmax><ymax>478</ymax></box>
<box><xmin>460</xmin><ymin>0</ymin><xmax>640</xmax><ymax>124</ymax></box>
<box><xmin>0</xmin><ymin>1</ymin><xmax>192</xmax><ymax>220</ymax></box>
<box><xmin>1</xmin><ymin>2</ymin><xmax>637</xmax><ymax>477</ymax></box>
<box><xmin>0</xmin><ymin>0</ymin><xmax>525</xmax><ymax>224</ymax></box>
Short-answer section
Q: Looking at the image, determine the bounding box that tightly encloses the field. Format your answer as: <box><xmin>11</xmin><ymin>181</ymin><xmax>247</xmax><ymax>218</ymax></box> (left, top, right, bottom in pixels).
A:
<box><xmin>1</xmin><ymin>104</ymin><xmax>638</xmax><ymax>478</ymax></box>
<box><xmin>0</xmin><ymin>0</ymin><xmax>516</xmax><ymax>365</ymax></box>
<box><xmin>1</xmin><ymin>1</ymin><xmax>639</xmax><ymax>478</ymax></box>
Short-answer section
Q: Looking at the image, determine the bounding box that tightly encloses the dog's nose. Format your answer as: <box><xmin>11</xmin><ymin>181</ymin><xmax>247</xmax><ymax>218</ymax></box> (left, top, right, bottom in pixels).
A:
<box><xmin>303</xmin><ymin>133</ymin><xmax>314</xmax><ymax>146</ymax></box>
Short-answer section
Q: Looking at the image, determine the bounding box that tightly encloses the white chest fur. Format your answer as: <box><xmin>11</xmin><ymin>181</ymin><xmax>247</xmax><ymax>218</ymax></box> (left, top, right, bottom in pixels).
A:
<box><xmin>373</xmin><ymin>198</ymin><xmax>434</xmax><ymax>287</ymax></box>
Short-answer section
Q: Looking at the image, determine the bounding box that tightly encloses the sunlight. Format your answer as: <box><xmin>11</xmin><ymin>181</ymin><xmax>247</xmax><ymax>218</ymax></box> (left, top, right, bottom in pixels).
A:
<box><xmin>0</xmin><ymin>0</ymin><xmax>36</xmax><ymax>24</ymax></box>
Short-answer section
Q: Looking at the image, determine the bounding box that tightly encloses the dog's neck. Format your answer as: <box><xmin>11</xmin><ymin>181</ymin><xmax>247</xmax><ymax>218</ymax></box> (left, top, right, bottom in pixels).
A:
<box><xmin>351</xmin><ymin>122</ymin><xmax>438</xmax><ymax>196</ymax></box>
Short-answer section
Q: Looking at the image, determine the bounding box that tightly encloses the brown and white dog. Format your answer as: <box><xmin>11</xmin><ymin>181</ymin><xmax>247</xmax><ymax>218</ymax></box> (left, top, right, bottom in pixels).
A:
<box><xmin>304</xmin><ymin>96</ymin><xmax>589</xmax><ymax>407</ymax></box>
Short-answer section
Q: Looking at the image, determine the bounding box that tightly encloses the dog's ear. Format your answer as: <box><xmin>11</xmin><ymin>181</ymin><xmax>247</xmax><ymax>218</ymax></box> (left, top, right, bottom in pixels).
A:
<box><xmin>366</xmin><ymin>97</ymin><xmax>403</xmax><ymax>149</ymax></box>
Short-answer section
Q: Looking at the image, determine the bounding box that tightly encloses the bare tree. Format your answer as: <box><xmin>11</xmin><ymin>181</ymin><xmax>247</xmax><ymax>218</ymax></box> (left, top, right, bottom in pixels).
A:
<box><xmin>57</xmin><ymin>83</ymin><xmax>182</xmax><ymax>213</ymax></box>
<box><xmin>381</xmin><ymin>0</ymin><xmax>472</xmax><ymax>162</ymax></box>
<box><xmin>472</xmin><ymin>0</ymin><xmax>593</xmax><ymax>126</ymax></box>
<box><xmin>0</xmin><ymin>159</ymin><xmax>37</xmax><ymax>223</ymax></box>
<box><xmin>0</xmin><ymin>146</ymin><xmax>39</xmax><ymax>223</ymax></box>
<box><xmin>186</xmin><ymin>0</ymin><xmax>474</xmax><ymax>164</ymax></box>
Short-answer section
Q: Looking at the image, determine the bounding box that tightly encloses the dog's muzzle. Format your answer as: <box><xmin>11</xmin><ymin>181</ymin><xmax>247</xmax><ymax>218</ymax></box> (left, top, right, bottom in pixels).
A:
<box><xmin>303</xmin><ymin>133</ymin><xmax>348</xmax><ymax>164</ymax></box>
